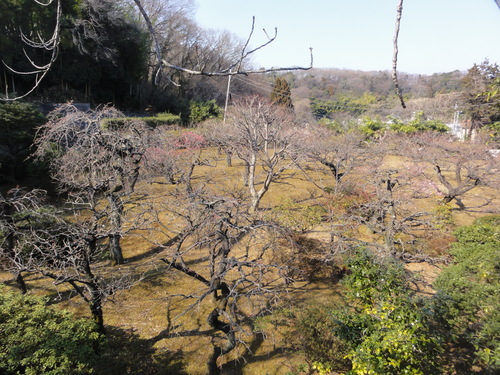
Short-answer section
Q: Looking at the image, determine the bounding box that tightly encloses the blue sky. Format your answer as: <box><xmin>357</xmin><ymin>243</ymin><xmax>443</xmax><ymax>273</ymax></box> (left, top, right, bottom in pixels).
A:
<box><xmin>195</xmin><ymin>0</ymin><xmax>500</xmax><ymax>74</ymax></box>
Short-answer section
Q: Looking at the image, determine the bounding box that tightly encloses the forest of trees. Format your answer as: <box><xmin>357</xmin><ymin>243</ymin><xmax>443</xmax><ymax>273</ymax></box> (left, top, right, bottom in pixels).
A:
<box><xmin>1</xmin><ymin>1</ymin><xmax>499</xmax><ymax>375</ymax></box>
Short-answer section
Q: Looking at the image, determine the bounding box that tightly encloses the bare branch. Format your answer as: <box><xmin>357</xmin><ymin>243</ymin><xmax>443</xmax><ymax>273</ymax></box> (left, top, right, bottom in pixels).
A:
<box><xmin>132</xmin><ymin>0</ymin><xmax>312</xmax><ymax>81</ymax></box>
<box><xmin>1</xmin><ymin>0</ymin><xmax>62</xmax><ymax>101</ymax></box>
<box><xmin>392</xmin><ymin>0</ymin><xmax>406</xmax><ymax>108</ymax></box>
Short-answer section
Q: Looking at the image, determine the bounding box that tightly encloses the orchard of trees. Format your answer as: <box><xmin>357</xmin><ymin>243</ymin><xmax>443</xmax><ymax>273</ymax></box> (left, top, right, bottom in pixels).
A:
<box><xmin>1</xmin><ymin>1</ymin><xmax>499</xmax><ymax>374</ymax></box>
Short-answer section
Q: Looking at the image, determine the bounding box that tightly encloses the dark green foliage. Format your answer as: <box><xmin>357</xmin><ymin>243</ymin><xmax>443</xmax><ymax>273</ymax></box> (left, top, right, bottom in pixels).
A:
<box><xmin>342</xmin><ymin>249</ymin><xmax>409</xmax><ymax>306</ymax></box>
<box><xmin>338</xmin><ymin>250</ymin><xmax>443</xmax><ymax>374</ymax></box>
<box><xmin>0</xmin><ymin>102</ymin><xmax>46</xmax><ymax>182</ymax></box>
<box><xmin>0</xmin><ymin>287</ymin><xmax>104</xmax><ymax>375</ymax></box>
<box><xmin>188</xmin><ymin>100</ymin><xmax>223</xmax><ymax>125</ymax></box>
<box><xmin>0</xmin><ymin>0</ymin><xmax>81</xmax><ymax>99</ymax></box>
<box><xmin>434</xmin><ymin>219</ymin><xmax>500</xmax><ymax>372</ymax></box>
<box><xmin>462</xmin><ymin>60</ymin><xmax>500</xmax><ymax>131</ymax></box>
<box><xmin>271</xmin><ymin>77</ymin><xmax>293</xmax><ymax>108</ymax></box>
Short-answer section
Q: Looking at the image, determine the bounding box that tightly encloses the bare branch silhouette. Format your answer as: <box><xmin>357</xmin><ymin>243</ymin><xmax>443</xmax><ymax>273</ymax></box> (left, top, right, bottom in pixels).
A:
<box><xmin>392</xmin><ymin>0</ymin><xmax>406</xmax><ymax>108</ymax></box>
<box><xmin>131</xmin><ymin>0</ymin><xmax>312</xmax><ymax>81</ymax></box>
<box><xmin>1</xmin><ymin>0</ymin><xmax>61</xmax><ymax>101</ymax></box>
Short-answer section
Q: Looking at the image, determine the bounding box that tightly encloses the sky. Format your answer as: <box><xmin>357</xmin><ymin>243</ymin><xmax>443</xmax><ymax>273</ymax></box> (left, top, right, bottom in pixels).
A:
<box><xmin>194</xmin><ymin>0</ymin><xmax>500</xmax><ymax>75</ymax></box>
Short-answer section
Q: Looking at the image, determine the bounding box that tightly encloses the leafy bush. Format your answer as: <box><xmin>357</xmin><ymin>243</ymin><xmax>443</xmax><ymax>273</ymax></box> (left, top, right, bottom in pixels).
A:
<box><xmin>434</xmin><ymin>220</ymin><xmax>500</xmax><ymax>372</ymax></box>
<box><xmin>360</xmin><ymin>112</ymin><xmax>448</xmax><ymax>138</ymax></box>
<box><xmin>188</xmin><ymin>100</ymin><xmax>223</xmax><ymax>125</ymax></box>
<box><xmin>286</xmin><ymin>249</ymin><xmax>445</xmax><ymax>374</ymax></box>
<box><xmin>0</xmin><ymin>288</ymin><xmax>104</xmax><ymax>375</ymax></box>
<box><xmin>359</xmin><ymin>117</ymin><xmax>387</xmax><ymax>138</ymax></box>
<box><xmin>388</xmin><ymin>112</ymin><xmax>448</xmax><ymax>134</ymax></box>
<box><xmin>342</xmin><ymin>249</ymin><xmax>409</xmax><ymax>306</ymax></box>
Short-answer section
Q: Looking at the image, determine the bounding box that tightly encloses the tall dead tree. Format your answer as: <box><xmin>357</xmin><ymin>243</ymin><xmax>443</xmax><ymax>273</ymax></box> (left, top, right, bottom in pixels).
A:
<box><xmin>392</xmin><ymin>0</ymin><xmax>406</xmax><ymax>108</ymax></box>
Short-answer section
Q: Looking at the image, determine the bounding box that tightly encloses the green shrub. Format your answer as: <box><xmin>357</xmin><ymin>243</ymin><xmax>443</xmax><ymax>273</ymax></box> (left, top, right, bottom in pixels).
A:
<box><xmin>432</xmin><ymin>202</ymin><xmax>455</xmax><ymax>229</ymax></box>
<box><xmin>293</xmin><ymin>250</ymin><xmax>444</xmax><ymax>374</ymax></box>
<box><xmin>389</xmin><ymin>112</ymin><xmax>448</xmax><ymax>134</ymax></box>
<box><xmin>0</xmin><ymin>288</ymin><xmax>104</xmax><ymax>375</ymax></box>
<box><xmin>359</xmin><ymin>112</ymin><xmax>448</xmax><ymax>138</ymax></box>
<box><xmin>434</xmin><ymin>221</ymin><xmax>500</xmax><ymax>372</ymax></box>
<box><xmin>188</xmin><ymin>100</ymin><xmax>223</xmax><ymax>125</ymax></box>
<box><xmin>359</xmin><ymin>117</ymin><xmax>387</xmax><ymax>138</ymax></box>
<box><xmin>342</xmin><ymin>249</ymin><xmax>409</xmax><ymax>307</ymax></box>
<box><xmin>101</xmin><ymin>112</ymin><xmax>180</xmax><ymax>129</ymax></box>
<box><xmin>473</xmin><ymin>214</ymin><xmax>500</xmax><ymax>226</ymax></box>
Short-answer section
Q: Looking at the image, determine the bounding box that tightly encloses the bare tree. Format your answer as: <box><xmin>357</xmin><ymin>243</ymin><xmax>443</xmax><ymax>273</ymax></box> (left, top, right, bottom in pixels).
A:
<box><xmin>401</xmin><ymin>133</ymin><xmax>499</xmax><ymax>207</ymax></box>
<box><xmin>392</xmin><ymin>0</ymin><xmax>406</xmax><ymax>108</ymax></box>
<box><xmin>0</xmin><ymin>187</ymin><xmax>46</xmax><ymax>292</ymax></box>
<box><xmin>131</xmin><ymin>0</ymin><xmax>313</xmax><ymax>82</ymax></box>
<box><xmin>0</xmin><ymin>188</ymin><xmax>129</xmax><ymax>332</ymax></box>
<box><xmin>145</xmin><ymin>129</ymin><xmax>208</xmax><ymax>188</ymax></box>
<box><xmin>291</xmin><ymin>126</ymin><xmax>369</xmax><ymax>192</ymax></box>
<box><xmin>1</xmin><ymin>0</ymin><xmax>61</xmax><ymax>101</ymax></box>
<box><xmin>204</xmin><ymin>97</ymin><xmax>299</xmax><ymax>212</ymax></box>
<box><xmin>144</xmin><ymin>182</ymin><xmax>293</xmax><ymax>374</ymax></box>
<box><xmin>33</xmin><ymin>104</ymin><xmax>152</xmax><ymax>264</ymax></box>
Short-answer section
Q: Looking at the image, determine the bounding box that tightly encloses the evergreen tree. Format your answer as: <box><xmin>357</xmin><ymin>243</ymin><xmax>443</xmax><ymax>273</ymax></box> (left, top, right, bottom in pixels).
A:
<box><xmin>462</xmin><ymin>60</ymin><xmax>500</xmax><ymax>131</ymax></box>
<box><xmin>271</xmin><ymin>77</ymin><xmax>293</xmax><ymax>109</ymax></box>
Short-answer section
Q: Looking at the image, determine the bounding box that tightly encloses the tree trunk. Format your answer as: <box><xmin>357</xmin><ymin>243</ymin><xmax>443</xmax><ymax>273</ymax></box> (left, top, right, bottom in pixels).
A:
<box><xmin>225</xmin><ymin>151</ymin><xmax>232</xmax><ymax>167</ymax></box>
<box><xmin>206</xmin><ymin>283</ymin><xmax>235</xmax><ymax>375</ymax></box>
<box><xmin>16</xmin><ymin>272</ymin><xmax>27</xmax><ymax>294</ymax></box>
<box><xmin>109</xmin><ymin>233</ymin><xmax>124</xmax><ymax>265</ymax></box>
<box><xmin>108</xmin><ymin>194</ymin><xmax>124</xmax><ymax>265</ymax></box>
<box><xmin>443</xmin><ymin>196</ymin><xmax>454</xmax><ymax>204</ymax></box>
<box><xmin>90</xmin><ymin>291</ymin><xmax>105</xmax><ymax>333</ymax></box>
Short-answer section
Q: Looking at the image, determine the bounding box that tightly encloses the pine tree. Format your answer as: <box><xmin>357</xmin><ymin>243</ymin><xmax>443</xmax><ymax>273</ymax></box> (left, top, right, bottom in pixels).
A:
<box><xmin>271</xmin><ymin>77</ymin><xmax>293</xmax><ymax>109</ymax></box>
<box><xmin>462</xmin><ymin>60</ymin><xmax>500</xmax><ymax>130</ymax></box>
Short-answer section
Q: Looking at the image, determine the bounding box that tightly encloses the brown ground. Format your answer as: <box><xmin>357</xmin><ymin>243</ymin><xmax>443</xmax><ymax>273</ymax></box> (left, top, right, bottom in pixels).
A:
<box><xmin>1</xmin><ymin>149</ymin><xmax>498</xmax><ymax>374</ymax></box>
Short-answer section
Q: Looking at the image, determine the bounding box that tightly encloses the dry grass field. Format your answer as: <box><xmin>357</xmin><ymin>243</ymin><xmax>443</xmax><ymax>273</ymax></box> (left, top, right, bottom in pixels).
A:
<box><xmin>1</xmin><ymin>145</ymin><xmax>498</xmax><ymax>375</ymax></box>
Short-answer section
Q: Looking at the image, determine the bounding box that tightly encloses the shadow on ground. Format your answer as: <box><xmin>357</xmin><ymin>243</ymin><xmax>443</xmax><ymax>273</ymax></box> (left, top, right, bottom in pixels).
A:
<box><xmin>96</xmin><ymin>326</ymin><xmax>187</xmax><ymax>375</ymax></box>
